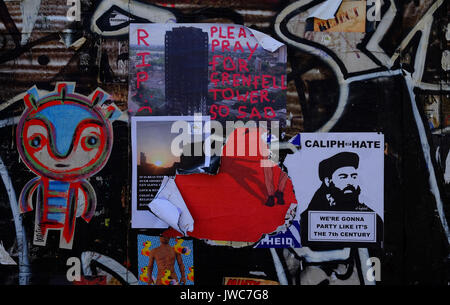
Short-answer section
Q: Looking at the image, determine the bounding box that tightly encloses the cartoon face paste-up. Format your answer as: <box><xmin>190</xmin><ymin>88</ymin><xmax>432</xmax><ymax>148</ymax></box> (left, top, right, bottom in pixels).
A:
<box><xmin>16</xmin><ymin>82</ymin><xmax>120</xmax><ymax>249</ymax></box>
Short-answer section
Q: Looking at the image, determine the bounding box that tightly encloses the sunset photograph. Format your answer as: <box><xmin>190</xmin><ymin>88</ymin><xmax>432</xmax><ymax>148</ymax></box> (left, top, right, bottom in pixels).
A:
<box><xmin>136</xmin><ymin>120</ymin><xmax>180</xmax><ymax>176</ymax></box>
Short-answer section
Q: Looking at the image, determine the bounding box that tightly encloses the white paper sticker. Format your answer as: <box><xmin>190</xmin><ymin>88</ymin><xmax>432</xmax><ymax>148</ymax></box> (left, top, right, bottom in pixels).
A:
<box><xmin>285</xmin><ymin>132</ymin><xmax>384</xmax><ymax>245</ymax></box>
<box><xmin>308</xmin><ymin>211</ymin><xmax>376</xmax><ymax>242</ymax></box>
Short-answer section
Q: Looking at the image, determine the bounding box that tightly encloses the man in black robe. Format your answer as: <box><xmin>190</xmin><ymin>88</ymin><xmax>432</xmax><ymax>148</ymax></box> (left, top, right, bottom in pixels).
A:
<box><xmin>300</xmin><ymin>152</ymin><xmax>383</xmax><ymax>247</ymax></box>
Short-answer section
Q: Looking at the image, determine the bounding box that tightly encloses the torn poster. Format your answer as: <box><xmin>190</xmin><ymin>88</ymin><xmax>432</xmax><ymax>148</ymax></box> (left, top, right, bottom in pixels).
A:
<box><xmin>254</xmin><ymin>221</ymin><xmax>301</xmax><ymax>248</ymax></box>
<box><xmin>128</xmin><ymin>23</ymin><xmax>287</xmax><ymax>126</ymax></box>
<box><xmin>148</xmin><ymin>176</ymin><xmax>194</xmax><ymax>235</ymax></box>
<box><xmin>131</xmin><ymin>116</ymin><xmax>210</xmax><ymax>228</ymax></box>
<box><xmin>313</xmin><ymin>0</ymin><xmax>366</xmax><ymax>33</ymax></box>
<box><xmin>284</xmin><ymin>133</ymin><xmax>384</xmax><ymax>247</ymax></box>
<box><xmin>308</xmin><ymin>0</ymin><xmax>343</xmax><ymax>20</ymax></box>
<box><xmin>205</xmin><ymin>240</ymin><xmax>254</xmax><ymax>248</ymax></box>
<box><xmin>137</xmin><ymin>234</ymin><xmax>194</xmax><ymax>285</ymax></box>
<box><xmin>253</xmin><ymin>202</ymin><xmax>300</xmax><ymax>248</ymax></box>
<box><xmin>0</xmin><ymin>241</ymin><xmax>16</xmax><ymax>265</ymax></box>
<box><xmin>160</xmin><ymin>127</ymin><xmax>298</xmax><ymax>242</ymax></box>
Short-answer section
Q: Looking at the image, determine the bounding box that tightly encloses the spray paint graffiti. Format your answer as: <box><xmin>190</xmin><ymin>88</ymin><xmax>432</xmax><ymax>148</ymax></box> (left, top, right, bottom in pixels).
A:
<box><xmin>81</xmin><ymin>251</ymin><xmax>138</xmax><ymax>285</ymax></box>
<box><xmin>90</xmin><ymin>0</ymin><xmax>177</xmax><ymax>37</ymax></box>
<box><xmin>272</xmin><ymin>0</ymin><xmax>449</xmax><ymax>285</ymax></box>
<box><xmin>274</xmin><ymin>0</ymin><xmax>449</xmax><ymax>241</ymax></box>
<box><xmin>16</xmin><ymin>82</ymin><xmax>119</xmax><ymax>249</ymax></box>
<box><xmin>0</xmin><ymin>0</ymin><xmax>447</xmax><ymax>286</ymax></box>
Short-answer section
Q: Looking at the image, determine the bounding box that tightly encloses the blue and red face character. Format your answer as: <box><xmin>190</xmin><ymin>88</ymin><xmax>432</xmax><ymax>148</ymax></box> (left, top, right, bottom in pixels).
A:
<box><xmin>16</xmin><ymin>82</ymin><xmax>120</xmax><ymax>249</ymax></box>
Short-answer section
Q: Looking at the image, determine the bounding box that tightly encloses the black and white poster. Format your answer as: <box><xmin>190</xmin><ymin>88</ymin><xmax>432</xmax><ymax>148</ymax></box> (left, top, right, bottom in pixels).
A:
<box><xmin>284</xmin><ymin>133</ymin><xmax>384</xmax><ymax>247</ymax></box>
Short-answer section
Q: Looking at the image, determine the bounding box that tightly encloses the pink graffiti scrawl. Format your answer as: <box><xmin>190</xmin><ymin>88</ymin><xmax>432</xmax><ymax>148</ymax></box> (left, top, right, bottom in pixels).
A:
<box><xmin>16</xmin><ymin>82</ymin><xmax>121</xmax><ymax>249</ymax></box>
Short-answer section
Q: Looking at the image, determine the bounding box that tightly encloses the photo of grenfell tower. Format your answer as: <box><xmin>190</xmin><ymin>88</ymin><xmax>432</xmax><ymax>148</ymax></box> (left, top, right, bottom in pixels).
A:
<box><xmin>165</xmin><ymin>27</ymin><xmax>209</xmax><ymax>115</ymax></box>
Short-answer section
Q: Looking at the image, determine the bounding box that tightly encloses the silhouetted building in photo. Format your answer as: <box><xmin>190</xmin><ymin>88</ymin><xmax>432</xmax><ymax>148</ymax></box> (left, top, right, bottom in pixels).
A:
<box><xmin>165</xmin><ymin>27</ymin><xmax>208</xmax><ymax>115</ymax></box>
<box><xmin>178</xmin><ymin>141</ymin><xmax>206</xmax><ymax>172</ymax></box>
<box><xmin>140</xmin><ymin>152</ymin><xmax>146</xmax><ymax>166</ymax></box>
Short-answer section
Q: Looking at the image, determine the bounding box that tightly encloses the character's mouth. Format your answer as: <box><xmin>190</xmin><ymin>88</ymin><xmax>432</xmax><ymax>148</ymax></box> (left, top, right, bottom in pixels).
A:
<box><xmin>343</xmin><ymin>186</ymin><xmax>356</xmax><ymax>194</ymax></box>
<box><xmin>55</xmin><ymin>163</ymin><xmax>70</xmax><ymax>168</ymax></box>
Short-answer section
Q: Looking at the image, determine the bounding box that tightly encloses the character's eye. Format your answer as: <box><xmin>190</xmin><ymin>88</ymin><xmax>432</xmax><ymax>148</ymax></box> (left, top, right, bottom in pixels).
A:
<box><xmin>27</xmin><ymin>133</ymin><xmax>46</xmax><ymax>150</ymax></box>
<box><xmin>81</xmin><ymin>133</ymin><xmax>101</xmax><ymax>151</ymax></box>
<box><xmin>87</xmin><ymin>136</ymin><xmax>97</xmax><ymax>146</ymax></box>
<box><xmin>30</xmin><ymin>136</ymin><xmax>41</xmax><ymax>147</ymax></box>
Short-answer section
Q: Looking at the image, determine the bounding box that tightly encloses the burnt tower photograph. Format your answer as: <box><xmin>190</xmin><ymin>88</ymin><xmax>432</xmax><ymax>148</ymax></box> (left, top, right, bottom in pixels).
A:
<box><xmin>165</xmin><ymin>26</ymin><xmax>209</xmax><ymax>115</ymax></box>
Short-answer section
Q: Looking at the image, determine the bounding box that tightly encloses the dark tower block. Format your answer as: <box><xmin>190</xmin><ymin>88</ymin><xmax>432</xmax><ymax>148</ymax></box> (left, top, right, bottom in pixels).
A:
<box><xmin>165</xmin><ymin>27</ymin><xmax>209</xmax><ymax>115</ymax></box>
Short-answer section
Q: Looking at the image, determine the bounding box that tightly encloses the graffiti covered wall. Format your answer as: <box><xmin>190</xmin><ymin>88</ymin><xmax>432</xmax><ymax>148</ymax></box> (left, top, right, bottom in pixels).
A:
<box><xmin>0</xmin><ymin>0</ymin><xmax>448</xmax><ymax>286</ymax></box>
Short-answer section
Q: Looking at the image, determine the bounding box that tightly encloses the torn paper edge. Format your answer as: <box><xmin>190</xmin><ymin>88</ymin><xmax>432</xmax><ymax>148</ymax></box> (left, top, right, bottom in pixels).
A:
<box><xmin>20</xmin><ymin>0</ymin><xmax>41</xmax><ymax>46</ymax></box>
<box><xmin>0</xmin><ymin>241</ymin><xmax>17</xmax><ymax>265</ymax></box>
<box><xmin>202</xmin><ymin>203</ymin><xmax>298</xmax><ymax>248</ymax></box>
<box><xmin>199</xmin><ymin>137</ymin><xmax>300</xmax><ymax>248</ymax></box>
<box><xmin>203</xmin><ymin>239</ymin><xmax>255</xmax><ymax>248</ymax></box>
<box><xmin>253</xmin><ymin>203</ymin><xmax>299</xmax><ymax>246</ymax></box>
<box><xmin>308</xmin><ymin>0</ymin><xmax>343</xmax><ymax>20</ymax></box>
<box><xmin>147</xmin><ymin>176</ymin><xmax>194</xmax><ymax>235</ymax></box>
<box><xmin>246</xmin><ymin>27</ymin><xmax>286</xmax><ymax>53</ymax></box>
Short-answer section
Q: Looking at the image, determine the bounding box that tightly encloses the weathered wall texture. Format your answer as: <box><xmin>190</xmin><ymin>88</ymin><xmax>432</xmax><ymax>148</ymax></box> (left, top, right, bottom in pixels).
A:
<box><xmin>0</xmin><ymin>0</ymin><xmax>449</xmax><ymax>285</ymax></box>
